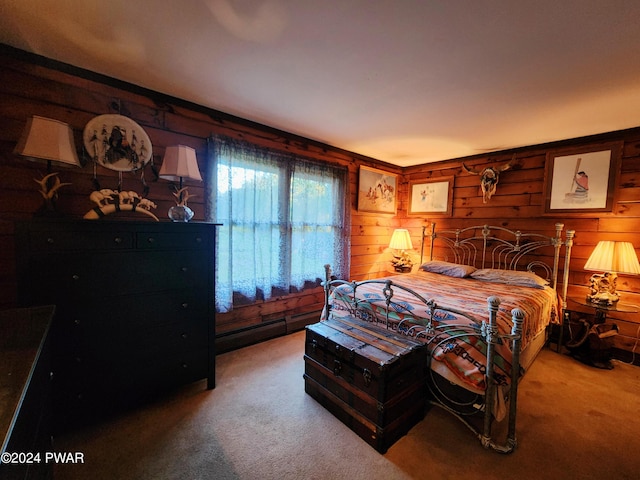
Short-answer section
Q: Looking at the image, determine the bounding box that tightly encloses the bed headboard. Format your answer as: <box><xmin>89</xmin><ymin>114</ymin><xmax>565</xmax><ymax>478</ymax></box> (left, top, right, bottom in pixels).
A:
<box><xmin>421</xmin><ymin>223</ymin><xmax>575</xmax><ymax>302</ymax></box>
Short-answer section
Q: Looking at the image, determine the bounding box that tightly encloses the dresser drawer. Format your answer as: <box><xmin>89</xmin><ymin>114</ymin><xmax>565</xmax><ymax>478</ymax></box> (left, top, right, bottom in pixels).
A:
<box><xmin>27</xmin><ymin>251</ymin><xmax>210</xmax><ymax>298</ymax></box>
<box><xmin>55</xmin><ymin>318</ymin><xmax>208</xmax><ymax>364</ymax></box>
<box><xmin>136</xmin><ymin>231</ymin><xmax>211</xmax><ymax>250</ymax></box>
<box><xmin>54</xmin><ymin>289</ymin><xmax>209</xmax><ymax>334</ymax></box>
<box><xmin>25</xmin><ymin>228</ymin><xmax>135</xmax><ymax>252</ymax></box>
<box><xmin>134</xmin><ymin>251</ymin><xmax>212</xmax><ymax>291</ymax></box>
<box><xmin>26</xmin><ymin>252</ymin><xmax>138</xmax><ymax>299</ymax></box>
<box><xmin>135</xmin><ymin>348</ymin><xmax>209</xmax><ymax>389</ymax></box>
<box><xmin>53</xmin><ymin>348</ymin><xmax>209</xmax><ymax>414</ymax></box>
<box><xmin>131</xmin><ymin>320</ymin><xmax>208</xmax><ymax>356</ymax></box>
<box><xmin>20</xmin><ymin>223</ymin><xmax>213</xmax><ymax>253</ymax></box>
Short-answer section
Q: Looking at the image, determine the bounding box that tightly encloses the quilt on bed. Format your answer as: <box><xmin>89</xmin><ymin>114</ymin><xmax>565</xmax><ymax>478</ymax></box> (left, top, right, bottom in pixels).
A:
<box><xmin>323</xmin><ymin>270</ymin><xmax>559</xmax><ymax>396</ymax></box>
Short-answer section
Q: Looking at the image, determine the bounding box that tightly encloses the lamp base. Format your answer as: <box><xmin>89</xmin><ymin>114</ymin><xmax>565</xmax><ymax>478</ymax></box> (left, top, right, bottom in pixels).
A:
<box><xmin>586</xmin><ymin>293</ymin><xmax>620</xmax><ymax>307</ymax></box>
<box><xmin>34</xmin><ymin>198</ymin><xmax>64</xmax><ymax>217</ymax></box>
<box><xmin>167</xmin><ymin>205</ymin><xmax>194</xmax><ymax>222</ymax></box>
<box><xmin>586</xmin><ymin>271</ymin><xmax>619</xmax><ymax>306</ymax></box>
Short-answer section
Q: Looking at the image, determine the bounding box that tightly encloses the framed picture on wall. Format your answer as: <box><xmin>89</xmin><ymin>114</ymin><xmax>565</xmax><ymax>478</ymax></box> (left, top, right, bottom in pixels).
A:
<box><xmin>408</xmin><ymin>177</ymin><xmax>453</xmax><ymax>216</ymax></box>
<box><xmin>357</xmin><ymin>165</ymin><xmax>398</xmax><ymax>214</ymax></box>
<box><xmin>543</xmin><ymin>142</ymin><xmax>622</xmax><ymax>214</ymax></box>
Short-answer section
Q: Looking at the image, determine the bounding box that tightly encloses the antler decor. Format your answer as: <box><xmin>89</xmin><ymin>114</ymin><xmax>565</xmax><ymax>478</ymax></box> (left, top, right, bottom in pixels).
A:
<box><xmin>462</xmin><ymin>154</ymin><xmax>516</xmax><ymax>203</ymax></box>
<box><xmin>34</xmin><ymin>172</ymin><xmax>72</xmax><ymax>199</ymax></box>
<box><xmin>172</xmin><ymin>187</ymin><xmax>195</xmax><ymax>207</ymax></box>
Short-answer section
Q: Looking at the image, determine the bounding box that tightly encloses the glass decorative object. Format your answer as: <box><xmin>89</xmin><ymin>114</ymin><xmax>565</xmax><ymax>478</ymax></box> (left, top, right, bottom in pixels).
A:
<box><xmin>167</xmin><ymin>187</ymin><xmax>194</xmax><ymax>222</ymax></box>
<box><xmin>168</xmin><ymin>204</ymin><xmax>194</xmax><ymax>222</ymax></box>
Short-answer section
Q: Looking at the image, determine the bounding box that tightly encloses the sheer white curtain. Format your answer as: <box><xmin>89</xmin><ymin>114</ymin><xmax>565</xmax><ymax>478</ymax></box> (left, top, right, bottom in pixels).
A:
<box><xmin>207</xmin><ymin>136</ymin><xmax>349</xmax><ymax>313</ymax></box>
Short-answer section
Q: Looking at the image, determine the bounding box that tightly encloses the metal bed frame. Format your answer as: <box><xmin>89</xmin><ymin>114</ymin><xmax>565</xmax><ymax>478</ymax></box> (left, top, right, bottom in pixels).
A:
<box><xmin>322</xmin><ymin>223</ymin><xmax>574</xmax><ymax>453</ymax></box>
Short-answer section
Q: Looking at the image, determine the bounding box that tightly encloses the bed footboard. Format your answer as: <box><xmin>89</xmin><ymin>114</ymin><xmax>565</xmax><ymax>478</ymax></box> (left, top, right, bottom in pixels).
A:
<box><xmin>427</xmin><ymin>296</ymin><xmax>524</xmax><ymax>453</ymax></box>
<box><xmin>321</xmin><ymin>264</ymin><xmax>525</xmax><ymax>453</ymax></box>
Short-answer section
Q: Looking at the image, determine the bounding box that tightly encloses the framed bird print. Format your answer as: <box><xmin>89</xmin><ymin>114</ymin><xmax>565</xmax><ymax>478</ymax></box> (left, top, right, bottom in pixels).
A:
<box><xmin>543</xmin><ymin>142</ymin><xmax>622</xmax><ymax>214</ymax></box>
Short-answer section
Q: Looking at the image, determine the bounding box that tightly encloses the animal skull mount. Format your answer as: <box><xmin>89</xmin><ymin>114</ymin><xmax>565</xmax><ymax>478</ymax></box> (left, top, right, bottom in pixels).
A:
<box><xmin>462</xmin><ymin>156</ymin><xmax>515</xmax><ymax>203</ymax></box>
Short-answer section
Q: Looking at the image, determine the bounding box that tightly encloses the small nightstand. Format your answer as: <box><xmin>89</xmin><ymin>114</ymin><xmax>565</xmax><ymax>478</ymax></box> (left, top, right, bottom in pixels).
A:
<box><xmin>563</xmin><ymin>296</ymin><xmax>638</xmax><ymax>369</ymax></box>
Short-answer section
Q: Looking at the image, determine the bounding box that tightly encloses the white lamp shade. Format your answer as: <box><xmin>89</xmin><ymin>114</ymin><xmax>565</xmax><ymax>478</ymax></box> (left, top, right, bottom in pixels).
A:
<box><xmin>389</xmin><ymin>229</ymin><xmax>413</xmax><ymax>250</ymax></box>
<box><xmin>14</xmin><ymin>115</ymin><xmax>81</xmax><ymax>167</ymax></box>
<box><xmin>158</xmin><ymin>145</ymin><xmax>202</xmax><ymax>182</ymax></box>
<box><xmin>584</xmin><ymin>241</ymin><xmax>640</xmax><ymax>275</ymax></box>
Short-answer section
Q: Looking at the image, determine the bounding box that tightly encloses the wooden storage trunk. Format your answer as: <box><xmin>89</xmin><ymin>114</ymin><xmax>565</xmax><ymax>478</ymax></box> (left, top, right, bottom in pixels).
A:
<box><xmin>304</xmin><ymin>317</ymin><xmax>428</xmax><ymax>453</ymax></box>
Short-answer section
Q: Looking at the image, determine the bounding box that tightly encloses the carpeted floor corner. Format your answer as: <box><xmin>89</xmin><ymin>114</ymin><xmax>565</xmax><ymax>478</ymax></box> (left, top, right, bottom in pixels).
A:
<box><xmin>54</xmin><ymin>330</ymin><xmax>640</xmax><ymax>480</ymax></box>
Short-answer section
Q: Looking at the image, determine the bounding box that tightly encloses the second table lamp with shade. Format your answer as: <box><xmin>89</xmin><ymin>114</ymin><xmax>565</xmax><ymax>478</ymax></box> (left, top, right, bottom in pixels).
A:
<box><xmin>158</xmin><ymin>145</ymin><xmax>203</xmax><ymax>222</ymax></box>
<box><xmin>584</xmin><ymin>240</ymin><xmax>640</xmax><ymax>306</ymax></box>
<box><xmin>389</xmin><ymin>228</ymin><xmax>414</xmax><ymax>272</ymax></box>
<box><xmin>14</xmin><ymin>115</ymin><xmax>82</xmax><ymax>214</ymax></box>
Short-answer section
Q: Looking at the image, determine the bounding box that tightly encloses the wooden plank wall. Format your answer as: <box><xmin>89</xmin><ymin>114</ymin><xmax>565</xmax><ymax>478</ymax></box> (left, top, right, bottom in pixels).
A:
<box><xmin>0</xmin><ymin>46</ymin><xmax>400</xmax><ymax>338</ymax></box>
<box><xmin>401</xmin><ymin>138</ymin><xmax>640</xmax><ymax>361</ymax></box>
<box><xmin>0</xmin><ymin>46</ymin><xmax>639</xmax><ymax>360</ymax></box>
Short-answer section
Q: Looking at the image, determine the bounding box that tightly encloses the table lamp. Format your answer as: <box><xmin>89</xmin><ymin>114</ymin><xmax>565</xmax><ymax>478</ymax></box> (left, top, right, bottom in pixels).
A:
<box><xmin>584</xmin><ymin>240</ymin><xmax>640</xmax><ymax>305</ymax></box>
<box><xmin>389</xmin><ymin>228</ymin><xmax>414</xmax><ymax>272</ymax></box>
<box><xmin>158</xmin><ymin>145</ymin><xmax>203</xmax><ymax>222</ymax></box>
<box><xmin>14</xmin><ymin>115</ymin><xmax>82</xmax><ymax>213</ymax></box>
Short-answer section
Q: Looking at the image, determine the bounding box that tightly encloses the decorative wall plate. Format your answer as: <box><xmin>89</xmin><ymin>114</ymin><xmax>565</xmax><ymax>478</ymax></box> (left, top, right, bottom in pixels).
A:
<box><xmin>83</xmin><ymin>114</ymin><xmax>153</xmax><ymax>171</ymax></box>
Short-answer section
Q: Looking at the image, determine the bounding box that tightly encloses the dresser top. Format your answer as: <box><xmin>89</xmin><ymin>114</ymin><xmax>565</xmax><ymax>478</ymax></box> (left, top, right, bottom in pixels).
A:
<box><xmin>16</xmin><ymin>218</ymin><xmax>221</xmax><ymax>230</ymax></box>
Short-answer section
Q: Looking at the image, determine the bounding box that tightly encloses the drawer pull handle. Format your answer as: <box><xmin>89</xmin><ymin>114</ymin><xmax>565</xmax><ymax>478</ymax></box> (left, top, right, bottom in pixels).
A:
<box><xmin>114</xmin><ymin>236</ymin><xmax>122</xmax><ymax>244</ymax></box>
<box><xmin>72</xmin><ymin>274</ymin><xmax>80</xmax><ymax>281</ymax></box>
<box><xmin>74</xmin><ymin>319</ymin><xmax>81</xmax><ymax>326</ymax></box>
<box><xmin>181</xmin><ymin>266</ymin><xmax>188</xmax><ymax>272</ymax></box>
<box><xmin>147</xmin><ymin>237</ymin><xmax>155</xmax><ymax>243</ymax></box>
<box><xmin>181</xmin><ymin>303</ymin><xmax>189</xmax><ymax>309</ymax></box>
<box><xmin>181</xmin><ymin>333</ymin><xmax>188</xmax><ymax>339</ymax></box>
<box><xmin>46</xmin><ymin>237</ymin><xmax>54</xmax><ymax>244</ymax></box>
<box><xmin>182</xmin><ymin>363</ymin><xmax>188</xmax><ymax>369</ymax></box>
<box><xmin>195</xmin><ymin>237</ymin><xmax>202</xmax><ymax>243</ymax></box>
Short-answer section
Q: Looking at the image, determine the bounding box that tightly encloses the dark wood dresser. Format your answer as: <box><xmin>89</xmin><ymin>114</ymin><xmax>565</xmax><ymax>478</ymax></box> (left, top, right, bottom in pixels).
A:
<box><xmin>15</xmin><ymin>220</ymin><xmax>218</xmax><ymax>431</ymax></box>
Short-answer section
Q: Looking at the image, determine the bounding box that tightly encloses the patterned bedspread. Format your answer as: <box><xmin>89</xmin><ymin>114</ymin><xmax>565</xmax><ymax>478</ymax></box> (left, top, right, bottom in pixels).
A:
<box><xmin>323</xmin><ymin>271</ymin><xmax>559</xmax><ymax>396</ymax></box>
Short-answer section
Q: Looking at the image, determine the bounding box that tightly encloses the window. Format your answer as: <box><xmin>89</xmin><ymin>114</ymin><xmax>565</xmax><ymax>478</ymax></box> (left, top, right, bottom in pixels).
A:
<box><xmin>208</xmin><ymin>137</ymin><xmax>349</xmax><ymax>312</ymax></box>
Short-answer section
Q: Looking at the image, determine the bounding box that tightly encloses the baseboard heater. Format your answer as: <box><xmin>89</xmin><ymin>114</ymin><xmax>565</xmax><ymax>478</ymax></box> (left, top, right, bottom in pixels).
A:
<box><xmin>285</xmin><ymin>310</ymin><xmax>322</xmax><ymax>334</ymax></box>
<box><xmin>215</xmin><ymin>310</ymin><xmax>321</xmax><ymax>354</ymax></box>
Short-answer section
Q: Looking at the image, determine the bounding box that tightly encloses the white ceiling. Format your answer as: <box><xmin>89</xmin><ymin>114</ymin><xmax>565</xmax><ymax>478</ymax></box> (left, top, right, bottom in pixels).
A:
<box><xmin>2</xmin><ymin>0</ymin><xmax>640</xmax><ymax>166</ymax></box>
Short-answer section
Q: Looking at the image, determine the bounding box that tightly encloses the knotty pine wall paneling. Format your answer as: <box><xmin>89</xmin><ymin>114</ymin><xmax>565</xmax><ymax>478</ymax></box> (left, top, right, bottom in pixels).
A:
<box><xmin>402</xmin><ymin>133</ymin><xmax>640</xmax><ymax>361</ymax></box>
<box><xmin>0</xmin><ymin>46</ymin><xmax>395</xmax><ymax>338</ymax></box>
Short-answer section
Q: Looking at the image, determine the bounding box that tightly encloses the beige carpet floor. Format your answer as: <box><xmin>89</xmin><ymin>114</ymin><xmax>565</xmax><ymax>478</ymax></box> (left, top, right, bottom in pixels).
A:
<box><xmin>54</xmin><ymin>330</ymin><xmax>640</xmax><ymax>480</ymax></box>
